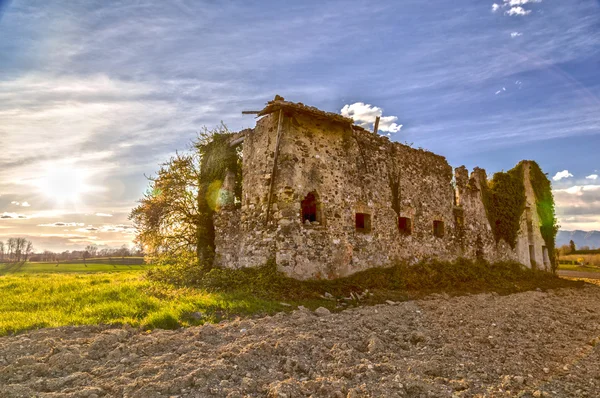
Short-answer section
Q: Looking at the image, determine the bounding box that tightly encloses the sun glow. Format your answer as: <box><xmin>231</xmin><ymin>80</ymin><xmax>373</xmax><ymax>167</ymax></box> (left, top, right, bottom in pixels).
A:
<box><xmin>38</xmin><ymin>165</ymin><xmax>91</xmax><ymax>203</ymax></box>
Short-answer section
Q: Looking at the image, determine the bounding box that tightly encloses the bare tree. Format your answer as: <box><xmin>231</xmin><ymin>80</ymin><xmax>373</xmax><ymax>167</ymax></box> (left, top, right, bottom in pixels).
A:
<box><xmin>7</xmin><ymin>238</ymin><xmax>15</xmax><ymax>262</ymax></box>
<box><xmin>24</xmin><ymin>240</ymin><xmax>33</xmax><ymax>262</ymax></box>
<box><xmin>85</xmin><ymin>245</ymin><xmax>98</xmax><ymax>258</ymax></box>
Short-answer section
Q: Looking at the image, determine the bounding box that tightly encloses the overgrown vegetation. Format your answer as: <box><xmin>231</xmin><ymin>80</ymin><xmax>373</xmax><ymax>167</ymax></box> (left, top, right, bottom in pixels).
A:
<box><xmin>130</xmin><ymin>125</ymin><xmax>242</xmax><ymax>267</ymax></box>
<box><xmin>195</xmin><ymin>128</ymin><xmax>242</xmax><ymax>263</ymax></box>
<box><xmin>529</xmin><ymin>161</ymin><xmax>559</xmax><ymax>271</ymax></box>
<box><xmin>479</xmin><ymin>163</ymin><xmax>526</xmax><ymax>248</ymax></box>
<box><xmin>148</xmin><ymin>257</ymin><xmax>580</xmax><ymax>302</ymax></box>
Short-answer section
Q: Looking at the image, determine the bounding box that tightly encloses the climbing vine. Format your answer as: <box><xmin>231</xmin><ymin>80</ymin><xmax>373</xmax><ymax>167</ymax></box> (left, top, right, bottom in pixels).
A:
<box><xmin>479</xmin><ymin>163</ymin><xmax>526</xmax><ymax>248</ymax></box>
<box><xmin>478</xmin><ymin>160</ymin><xmax>558</xmax><ymax>268</ymax></box>
<box><xmin>194</xmin><ymin>126</ymin><xmax>242</xmax><ymax>264</ymax></box>
<box><xmin>529</xmin><ymin>161</ymin><xmax>559</xmax><ymax>272</ymax></box>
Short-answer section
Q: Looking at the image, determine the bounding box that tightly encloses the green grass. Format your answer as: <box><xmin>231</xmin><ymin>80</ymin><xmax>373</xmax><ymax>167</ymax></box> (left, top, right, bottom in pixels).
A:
<box><xmin>0</xmin><ymin>258</ymin><xmax>585</xmax><ymax>337</ymax></box>
<box><xmin>0</xmin><ymin>262</ymin><xmax>145</xmax><ymax>275</ymax></box>
<box><xmin>0</xmin><ymin>271</ymin><xmax>291</xmax><ymax>336</ymax></box>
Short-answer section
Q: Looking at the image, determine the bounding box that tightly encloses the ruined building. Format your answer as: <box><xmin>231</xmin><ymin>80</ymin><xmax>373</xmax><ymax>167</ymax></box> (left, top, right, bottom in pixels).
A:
<box><xmin>213</xmin><ymin>97</ymin><xmax>554</xmax><ymax>280</ymax></box>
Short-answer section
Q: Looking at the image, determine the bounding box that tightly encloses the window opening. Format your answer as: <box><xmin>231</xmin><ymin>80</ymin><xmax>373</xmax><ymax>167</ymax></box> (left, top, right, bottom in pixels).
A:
<box><xmin>398</xmin><ymin>217</ymin><xmax>412</xmax><ymax>235</ymax></box>
<box><xmin>529</xmin><ymin>245</ymin><xmax>536</xmax><ymax>269</ymax></box>
<box><xmin>355</xmin><ymin>213</ymin><xmax>371</xmax><ymax>232</ymax></box>
<box><xmin>301</xmin><ymin>193</ymin><xmax>318</xmax><ymax>223</ymax></box>
<box><xmin>542</xmin><ymin>246</ymin><xmax>550</xmax><ymax>268</ymax></box>
<box><xmin>433</xmin><ymin>220</ymin><xmax>444</xmax><ymax>238</ymax></box>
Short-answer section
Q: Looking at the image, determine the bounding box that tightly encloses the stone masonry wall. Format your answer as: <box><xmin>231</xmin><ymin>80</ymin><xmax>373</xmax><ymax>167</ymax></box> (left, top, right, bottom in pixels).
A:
<box><xmin>213</xmin><ymin>104</ymin><xmax>549</xmax><ymax>279</ymax></box>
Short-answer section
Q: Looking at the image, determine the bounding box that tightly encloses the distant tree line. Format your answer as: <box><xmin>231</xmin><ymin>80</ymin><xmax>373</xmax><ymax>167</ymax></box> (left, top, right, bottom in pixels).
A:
<box><xmin>0</xmin><ymin>238</ymin><xmax>34</xmax><ymax>263</ymax></box>
<box><xmin>0</xmin><ymin>241</ymin><xmax>142</xmax><ymax>263</ymax></box>
<box><xmin>28</xmin><ymin>244</ymin><xmax>142</xmax><ymax>263</ymax></box>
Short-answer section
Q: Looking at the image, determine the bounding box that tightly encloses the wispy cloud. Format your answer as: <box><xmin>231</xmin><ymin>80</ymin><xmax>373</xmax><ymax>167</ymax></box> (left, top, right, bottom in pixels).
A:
<box><xmin>554</xmin><ymin>183</ymin><xmax>600</xmax><ymax>230</ymax></box>
<box><xmin>1</xmin><ymin>212</ymin><xmax>28</xmax><ymax>219</ymax></box>
<box><xmin>78</xmin><ymin>224</ymin><xmax>136</xmax><ymax>234</ymax></box>
<box><xmin>340</xmin><ymin>103</ymin><xmax>403</xmax><ymax>133</ymax></box>
<box><xmin>1</xmin><ymin>0</ymin><xmax>599</xmax><ymax>246</ymax></box>
<box><xmin>38</xmin><ymin>222</ymin><xmax>85</xmax><ymax>227</ymax></box>
<box><xmin>586</xmin><ymin>174</ymin><xmax>598</xmax><ymax>180</ymax></box>
<box><xmin>11</xmin><ymin>201</ymin><xmax>31</xmax><ymax>207</ymax></box>
<box><xmin>95</xmin><ymin>213</ymin><xmax>113</xmax><ymax>217</ymax></box>
<box><xmin>505</xmin><ymin>0</ymin><xmax>541</xmax><ymax>5</ymax></box>
<box><xmin>510</xmin><ymin>32</ymin><xmax>523</xmax><ymax>38</ymax></box>
<box><xmin>552</xmin><ymin>170</ymin><xmax>574</xmax><ymax>181</ymax></box>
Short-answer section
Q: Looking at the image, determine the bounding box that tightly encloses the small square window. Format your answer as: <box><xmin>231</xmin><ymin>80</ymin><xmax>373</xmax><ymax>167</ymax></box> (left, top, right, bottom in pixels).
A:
<box><xmin>433</xmin><ymin>220</ymin><xmax>444</xmax><ymax>238</ymax></box>
<box><xmin>355</xmin><ymin>213</ymin><xmax>371</xmax><ymax>232</ymax></box>
<box><xmin>398</xmin><ymin>217</ymin><xmax>412</xmax><ymax>235</ymax></box>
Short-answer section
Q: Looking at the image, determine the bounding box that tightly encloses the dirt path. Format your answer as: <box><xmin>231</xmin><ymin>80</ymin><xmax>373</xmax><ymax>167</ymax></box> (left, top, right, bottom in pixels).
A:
<box><xmin>2</xmin><ymin>285</ymin><xmax>600</xmax><ymax>397</ymax></box>
<box><xmin>558</xmin><ymin>270</ymin><xmax>600</xmax><ymax>280</ymax></box>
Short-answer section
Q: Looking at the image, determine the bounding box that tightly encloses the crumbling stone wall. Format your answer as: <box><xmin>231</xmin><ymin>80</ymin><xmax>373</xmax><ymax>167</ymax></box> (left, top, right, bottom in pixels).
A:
<box><xmin>213</xmin><ymin>99</ymin><xmax>550</xmax><ymax>279</ymax></box>
<box><xmin>517</xmin><ymin>162</ymin><xmax>551</xmax><ymax>271</ymax></box>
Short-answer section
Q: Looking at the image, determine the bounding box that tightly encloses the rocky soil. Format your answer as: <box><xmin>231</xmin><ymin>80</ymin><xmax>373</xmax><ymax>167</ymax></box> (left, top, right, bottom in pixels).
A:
<box><xmin>2</xmin><ymin>285</ymin><xmax>600</xmax><ymax>398</ymax></box>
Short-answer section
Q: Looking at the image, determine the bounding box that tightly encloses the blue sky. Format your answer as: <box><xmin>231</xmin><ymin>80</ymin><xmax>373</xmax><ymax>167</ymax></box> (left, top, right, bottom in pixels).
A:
<box><xmin>1</xmin><ymin>0</ymin><xmax>599</xmax><ymax>251</ymax></box>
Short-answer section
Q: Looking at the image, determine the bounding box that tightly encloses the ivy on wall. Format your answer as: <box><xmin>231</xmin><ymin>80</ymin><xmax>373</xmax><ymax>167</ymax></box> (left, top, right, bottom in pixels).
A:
<box><xmin>528</xmin><ymin>161</ymin><xmax>559</xmax><ymax>271</ymax></box>
<box><xmin>478</xmin><ymin>161</ymin><xmax>558</xmax><ymax>270</ymax></box>
<box><xmin>195</xmin><ymin>130</ymin><xmax>242</xmax><ymax>263</ymax></box>
<box><xmin>479</xmin><ymin>163</ymin><xmax>526</xmax><ymax>249</ymax></box>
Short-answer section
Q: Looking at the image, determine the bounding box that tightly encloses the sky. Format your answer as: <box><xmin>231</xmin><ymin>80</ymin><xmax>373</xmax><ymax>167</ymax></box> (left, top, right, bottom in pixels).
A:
<box><xmin>1</xmin><ymin>0</ymin><xmax>599</xmax><ymax>252</ymax></box>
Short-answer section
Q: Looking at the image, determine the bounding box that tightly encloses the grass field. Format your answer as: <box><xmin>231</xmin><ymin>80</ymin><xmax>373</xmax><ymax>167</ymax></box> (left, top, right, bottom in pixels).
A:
<box><xmin>0</xmin><ymin>261</ymin><xmax>145</xmax><ymax>275</ymax></box>
<box><xmin>0</xmin><ymin>259</ymin><xmax>585</xmax><ymax>336</ymax></box>
<box><xmin>0</xmin><ymin>270</ymin><xmax>291</xmax><ymax>336</ymax></box>
<box><xmin>559</xmin><ymin>253</ymin><xmax>600</xmax><ymax>267</ymax></box>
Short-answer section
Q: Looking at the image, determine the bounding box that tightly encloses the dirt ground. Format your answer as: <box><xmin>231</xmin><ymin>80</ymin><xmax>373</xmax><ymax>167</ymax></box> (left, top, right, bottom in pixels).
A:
<box><xmin>2</xmin><ymin>285</ymin><xmax>600</xmax><ymax>398</ymax></box>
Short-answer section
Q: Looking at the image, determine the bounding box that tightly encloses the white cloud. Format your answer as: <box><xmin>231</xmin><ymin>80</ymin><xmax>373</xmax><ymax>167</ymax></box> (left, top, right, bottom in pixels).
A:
<box><xmin>586</xmin><ymin>174</ymin><xmax>598</xmax><ymax>180</ymax></box>
<box><xmin>510</xmin><ymin>32</ymin><xmax>523</xmax><ymax>38</ymax></box>
<box><xmin>555</xmin><ymin>185</ymin><xmax>600</xmax><ymax>195</ymax></box>
<box><xmin>12</xmin><ymin>201</ymin><xmax>31</xmax><ymax>207</ymax></box>
<box><xmin>506</xmin><ymin>6</ymin><xmax>531</xmax><ymax>16</ymax></box>
<box><xmin>504</xmin><ymin>0</ymin><xmax>541</xmax><ymax>5</ymax></box>
<box><xmin>492</xmin><ymin>0</ymin><xmax>541</xmax><ymax>16</ymax></box>
<box><xmin>340</xmin><ymin>102</ymin><xmax>403</xmax><ymax>133</ymax></box>
<box><xmin>95</xmin><ymin>213</ymin><xmax>113</xmax><ymax>217</ymax></box>
<box><xmin>552</xmin><ymin>170</ymin><xmax>573</xmax><ymax>181</ymax></box>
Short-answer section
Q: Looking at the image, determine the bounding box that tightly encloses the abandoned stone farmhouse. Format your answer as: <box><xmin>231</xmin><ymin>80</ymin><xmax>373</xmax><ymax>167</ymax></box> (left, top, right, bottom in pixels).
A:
<box><xmin>213</xmin><ymin>96</ymin><xmax>552</xmax><ymax>279</ymax></box>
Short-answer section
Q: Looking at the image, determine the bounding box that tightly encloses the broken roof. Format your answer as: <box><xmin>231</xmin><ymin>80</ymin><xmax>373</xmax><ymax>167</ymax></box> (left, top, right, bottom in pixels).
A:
<box><xmin>257</xmin><ymin>95</ymin><xmax>354</xmax><ymax>125</ymax></box>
